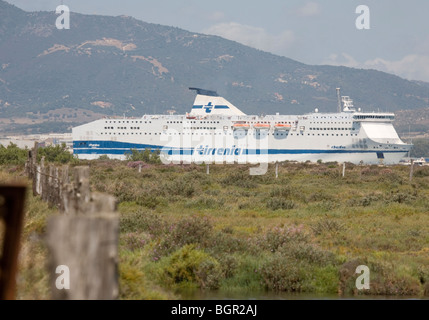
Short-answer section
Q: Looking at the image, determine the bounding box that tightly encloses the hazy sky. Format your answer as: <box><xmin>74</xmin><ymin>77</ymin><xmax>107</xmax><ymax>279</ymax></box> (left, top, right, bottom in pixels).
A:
<box><xmin>5</xmin><ymin>0</ymin><xmax>429</xmax><ymax>82</ymax></box>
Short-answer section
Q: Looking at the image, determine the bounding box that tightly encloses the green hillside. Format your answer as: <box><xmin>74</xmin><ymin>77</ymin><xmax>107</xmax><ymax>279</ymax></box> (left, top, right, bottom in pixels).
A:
<box><xmin>0</xmin><ymin>0</ymin><xmax>429</xmax><ymax>135</ymax></box>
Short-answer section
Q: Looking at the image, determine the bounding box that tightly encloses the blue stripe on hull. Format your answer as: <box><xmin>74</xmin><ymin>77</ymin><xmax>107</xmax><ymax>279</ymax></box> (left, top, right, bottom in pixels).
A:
<box><xmin>73</xmin><ymin>141</ymin><xmax>406</xmax><ymax>156</ymax></box>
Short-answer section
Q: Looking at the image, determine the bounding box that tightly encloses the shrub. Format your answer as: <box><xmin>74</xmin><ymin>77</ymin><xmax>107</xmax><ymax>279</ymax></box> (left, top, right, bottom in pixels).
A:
<box><xmin>163</xmin><ymin>178</ymin><xmax>195</xmax><ymax>197</ymax></box>
<box><xmin>37</xmin><ymin>143</ymin><xmax>75</xmax><ymax>163</ymax></box>
<box><xmin>169</xmin><ymin>215</ymin><xmax>213</xmax><ymax>247</ymax></box>
<box><xmin>98</xmin><ymin>154</ymin><xmax>110</xmax><ymax>160</ymax></box>
<box><xmin>152</xmin><ymin>215</ymin><xmax>214</xmax><ymax>259</ymax></box>
<box><xmin>311</xmin><ymin>219</ymin><xmax>345</xmax><ymax>236</ymax></box>
<box><xmin>266</xmin><ymin>198</ymin><xmax>295</xmax><ymax>210</ymax></box>
<box><xmin>219</xmin><ymin>171</ymin><xmax>258</xmax><ymax>188</ymax></box>
<box><xmin>126</xmin><ymin>148</ymin><xmax>161</xmax><ymax>164</ymax></box>
<box><xmin>414</xmin><ymin>167</ymin><xmax>429</xmax><ymax>178</ymax></box>
<box><xmin>208</xmin><ymin>231</ymin><xmax>248</xmax><ymax>255</ymax></box>
<box><xmin>0</xmin><ymin>143</ymin><xmax>28</xmax><ymax>165</ymax></box>
<box><xmin>120</xmin><ymin>211</ymin><xmax>167</xmax><ymax>235</ymax></box>
<box><xmin>184</xmin><ymin>196</ymin><xmax>224</xmax><ymax>209</ymax></box>
<box><xmin>260</xmin><ymin>255</ymin><xmax>307</xmax><ymax>292</ymax></box>
<box><xmin>277</xmin><ymin>241</ymin><xmax>337</xmax><ymax>266</ymax></box>
<box><xmin>269</xmin><ymin>186</ymin><xmax>292</xmax><ymax>198</ymax></box>
<box><xmin>161</xmin><ymin>244</ymin><xmax>222</xmax><ymax>289</ymax></box>
<box><xmin>339</xmin><ymin>259</ymin><xmax>422</xmax><ymax>296</ymax></box>
<box><xmin>121</xmin><ymin>232</ymin><xmax>152</xmax><ymax>251</ymax></box>
<box><xmin>258</xmin><ymin>225</ymin><xmax>307</xmax><ymax>252</ymax></box>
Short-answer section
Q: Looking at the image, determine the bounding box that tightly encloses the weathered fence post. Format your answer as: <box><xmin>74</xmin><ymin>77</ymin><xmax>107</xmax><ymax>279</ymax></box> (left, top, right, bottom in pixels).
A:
<box><xmin>31</xmin><ymin>142</ymin><xmax>38</xmax><ymax>196</ymax></box>
<box><xmin>46</xmin><ymin>165</ymin><xmax>119</xmax><ymax>299</ymax></box>
<box><xmin>24</xmin><ymin>146</ymin><xmax>120</xmax><ymax>300</ymax></box>
<box><xmin>0</xmin><ymin>184</ymin><xmax>27</xmax><ymax>300</ymax></box>
<box><xmin>46</xmin><ymin>208</ymin><xmax>119</xmax><ymax>300</ymax></box>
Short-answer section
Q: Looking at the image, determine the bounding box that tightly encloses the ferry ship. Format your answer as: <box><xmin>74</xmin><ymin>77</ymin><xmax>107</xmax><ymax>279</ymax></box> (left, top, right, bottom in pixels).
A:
<box><xmin>72</xmin><ymin>88</ymin><xmax>412</xmax><ymax>164</ymax></box>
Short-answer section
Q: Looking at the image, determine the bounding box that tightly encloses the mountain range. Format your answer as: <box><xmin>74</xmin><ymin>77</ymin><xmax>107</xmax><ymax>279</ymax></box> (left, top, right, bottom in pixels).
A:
<box><xmin>0</xmin><ymin>0</ymin><xmax>428</xmax><ymax>136</ymax></box>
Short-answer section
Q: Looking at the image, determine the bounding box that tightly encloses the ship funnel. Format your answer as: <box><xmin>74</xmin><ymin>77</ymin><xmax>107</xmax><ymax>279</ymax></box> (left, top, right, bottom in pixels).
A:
<box><xmin>189</xmin><ymin>87</ymin><xmax>246</xmax><ymax>116</ymax></box>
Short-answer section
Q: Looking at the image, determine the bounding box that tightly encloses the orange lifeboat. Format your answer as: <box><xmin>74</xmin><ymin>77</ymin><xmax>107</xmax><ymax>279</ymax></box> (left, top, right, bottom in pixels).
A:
<box><xmin>274</xmin><ymin>123</ymin><xmax>291</xmax><ymax>130</ymax></box>
<box><xmin>233</xmin><ymin>123</ymin><xmax>250</xmax><ymax>130</ymax></box>
<box><xmin>253</xmin><ymin>123</ymin><xmax>270</xmax><ymax>130</ymax></box>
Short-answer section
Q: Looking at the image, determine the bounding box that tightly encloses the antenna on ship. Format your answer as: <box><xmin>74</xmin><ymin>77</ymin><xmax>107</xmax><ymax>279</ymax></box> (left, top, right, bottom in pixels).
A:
<box><xmin>336</xmin><ymin>88</ymin><xmax>342</xmax><ymax>112</ymax></box>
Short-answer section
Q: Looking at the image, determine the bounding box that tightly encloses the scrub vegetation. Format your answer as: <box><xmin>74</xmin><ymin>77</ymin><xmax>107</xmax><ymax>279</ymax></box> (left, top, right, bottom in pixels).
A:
<box><xmin>2</xmin><ymin>158</ymin><xmax>429</xmax><ymax>299</ymax></box>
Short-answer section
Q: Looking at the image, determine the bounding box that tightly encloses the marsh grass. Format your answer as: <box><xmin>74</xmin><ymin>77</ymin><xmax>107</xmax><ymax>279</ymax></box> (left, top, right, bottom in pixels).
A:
<box><xmin>5</xmin><ymin>160</ymin><xmax>429</xmax><ymax>299</ymax></box>
<box><xmin>88</xmin><ymin>161</ymin><xmax>429</xmax><ymax>298</ymax></box>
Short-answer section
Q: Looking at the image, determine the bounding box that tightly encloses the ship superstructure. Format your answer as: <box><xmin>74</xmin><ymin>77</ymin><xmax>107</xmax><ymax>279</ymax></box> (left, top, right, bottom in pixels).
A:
<box><xmin>72</xmin><ymin>88</ymin><xmax>412</xmax><ymax>164</ymax></box>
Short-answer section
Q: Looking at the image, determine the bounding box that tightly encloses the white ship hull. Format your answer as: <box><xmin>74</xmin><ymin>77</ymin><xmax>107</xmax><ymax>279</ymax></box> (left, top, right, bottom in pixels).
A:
<box><xmin>72</xmin><ymin>89</ymin><xmax>412</xmax><ymax>165</ymax></box>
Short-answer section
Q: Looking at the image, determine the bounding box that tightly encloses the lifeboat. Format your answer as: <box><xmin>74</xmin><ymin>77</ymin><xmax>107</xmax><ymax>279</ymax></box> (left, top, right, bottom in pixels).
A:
<box><xmin>253</xmin><ymin>123</ymin><xmax>270</xmax><ymax>130</ymax></box>
<box><xmin>274</xmin><ymin>123</ymin><xmax>292</xmax><ymax>130</ymax></box>
<box><xmin>233</xmin><ymin>123</ymin><xmax>250</xmax><ymax>130</ymax></box>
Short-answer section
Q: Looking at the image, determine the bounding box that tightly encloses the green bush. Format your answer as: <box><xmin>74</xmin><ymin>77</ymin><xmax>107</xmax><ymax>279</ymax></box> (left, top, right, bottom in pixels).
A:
<box><xmin>152</xmin><ymin>215</ymin><xmax>214</xmax><ymax>260</ymax></box>
<box><xmin>277</xmin><ymin>241</ymin><xmax>337</xmax><ymax>266</ymax></box>
<box><xmin>0</xmin><ymin>143</ymin><xmax>28</xmax><ymax>165</ymax></box>
<box><xmin>219</xmin><ymin>171</ymin><xmax>258</xmax><ymax>188</ymax></box>
<box><xmin>121</xmin><ymin>232</ymin><xmax>152</xmax><ymax>251</ymax></box>
<box><xmin>167</xmin><ymin>215</ymin><xmax>213</xmax><ymax>248</ymax></box>
<box><xmin>260</xmin><ymin>255</ymin><xmax>307</xmax><ymax>292</ymax></box>
<box><xmin>161</xmin><ymin>244</ymin><xmax>222</xmax><ymax>289</ymax></box>
<box><xmin>120</xmin><ymin>210</ymin><xmax>167</xmax><ymax>235</ymax></box>
<box><xmin>37</xmin><ymin>143</ymin><xmax>76</xmax><ymax>164</ymax></box>
<box><xmin>257</xmin><ymin>225</ymin><xmax>307</xmax><ymax>252</ymax></box>
<box><xmin>269</xmin><ymin>186</ymin><xmax>292</xmax><ymax>198</ymax></box>
<box><xmin>266</xmin><ymin>197</ymin><xmax>295</xmax><ymax>210</ymax></box>
<box><xmin>126</xmin><ymin>148</ymin><xmax>161</xmax><ymax>164</ymax></box>
<box><xmin>184</xmin><ymin>196</ymin><xmax>224</xmax><ymax>209</ymax></box>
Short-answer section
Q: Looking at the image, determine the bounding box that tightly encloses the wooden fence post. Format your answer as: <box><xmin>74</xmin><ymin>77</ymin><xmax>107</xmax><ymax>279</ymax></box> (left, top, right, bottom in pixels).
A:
<box><xmin>46</xmin><ymin>210</ymin><xmax>119</xmax><ymax>300</ymax></box>
<box><xmin>31</xmin><ymin>142</ymin><xmax>38</xmax><ymax>196</ymax></box>
<box><xmin>0</xmin><ymin>184</ymin><xmax>27</xmax><ymax>300</ymax></box>
<box><xmin>24</xmin><ymin>147</ymin><xmax>120</xmax><ymax>300</ymax></box>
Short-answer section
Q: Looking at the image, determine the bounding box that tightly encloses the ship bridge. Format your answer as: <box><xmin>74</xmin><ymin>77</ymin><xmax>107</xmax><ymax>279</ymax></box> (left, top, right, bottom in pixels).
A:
<box><xmin>353</xmin><ymin>113</ymin><xmax>395</xmax><ymax>122</ymax></box>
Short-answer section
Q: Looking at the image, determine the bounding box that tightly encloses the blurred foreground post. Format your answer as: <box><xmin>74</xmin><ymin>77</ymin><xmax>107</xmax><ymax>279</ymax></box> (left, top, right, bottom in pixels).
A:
<box><xmin>0</xmin><ymin>184</ymin><xmax>26</xmax><ymax>300</ymax></box>
<box><xmin>25</xmin><ymin>145</ymin><xmax>120</xmax><ymax>300</ymax></box>
<box><xmin>46</xmin><ymin>167</ymin><xmax>119</xmax><ymax>300</ymax></box>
